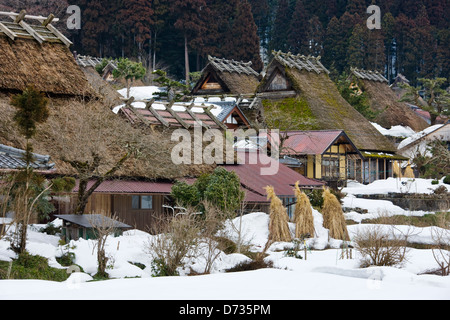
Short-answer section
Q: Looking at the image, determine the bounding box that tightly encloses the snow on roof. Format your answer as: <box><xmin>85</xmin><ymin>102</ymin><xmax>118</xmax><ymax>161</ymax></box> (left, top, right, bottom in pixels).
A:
<box><xmin>397</xmin><ymin>124</ymin><xmax>445</xmax><ymax>149</ymax></box>
<box><xmin>371</xmin><ymin>122</ymin><xmax>416</xmax><ymax>138</ymax></box>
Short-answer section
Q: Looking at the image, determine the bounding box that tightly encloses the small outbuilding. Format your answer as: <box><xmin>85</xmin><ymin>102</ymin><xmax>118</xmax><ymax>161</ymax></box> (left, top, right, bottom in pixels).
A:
<box><xmin>55</xmin><ymin>214</ymin><xmax>131</xmax><ymax>242</ymax></box>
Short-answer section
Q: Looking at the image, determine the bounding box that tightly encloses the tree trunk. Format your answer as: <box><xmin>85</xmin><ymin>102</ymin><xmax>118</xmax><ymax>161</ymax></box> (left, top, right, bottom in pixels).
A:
<box><xmin>73</xmin><ymin>153</ymin><xmax>131</xmax><ymax>215</ymax></box>
<box><xmin>184</xmin><ymin>34</ymin><xmax>190</xmax><ymax>84</ymax></box>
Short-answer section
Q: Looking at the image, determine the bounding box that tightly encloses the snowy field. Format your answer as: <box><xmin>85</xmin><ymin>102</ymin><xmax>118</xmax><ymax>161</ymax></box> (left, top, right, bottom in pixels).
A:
<box><xmin>0</xmin><ymin>178</ymin><xmax>449</xmax><ymax>300</ymax></box>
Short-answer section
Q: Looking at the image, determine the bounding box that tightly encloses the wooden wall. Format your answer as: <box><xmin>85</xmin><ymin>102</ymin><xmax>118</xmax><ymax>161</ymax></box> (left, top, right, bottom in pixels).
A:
<box><xmin>51</xmin><ymin>193</ymin><xmax>169</xmax><ymax>232</ymax></box>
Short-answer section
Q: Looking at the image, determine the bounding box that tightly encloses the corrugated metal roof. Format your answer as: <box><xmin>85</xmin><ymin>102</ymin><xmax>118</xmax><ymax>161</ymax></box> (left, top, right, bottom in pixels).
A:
<box><xmin>72</xmin><ymin>179</ymin><xmax>174</xmax><ymax>194</ymax></box>
<box><xmin>282</xmin><ymin>130</ymin><xmax>344</xmax><ymax>155</ymax></box>
<box><xmin>55</xmin><ymin>214</ymin><xmax>131</xmax><ymax>229</ymax></box>
<box><xmin>222</xmin><ymin>151</ymin><xmax>324</xmax><ymax>197</ymax></box>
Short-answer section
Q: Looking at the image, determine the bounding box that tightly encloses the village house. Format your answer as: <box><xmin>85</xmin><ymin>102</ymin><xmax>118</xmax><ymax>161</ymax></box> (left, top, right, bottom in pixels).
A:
<box><xmin>349</xmin><ymin>68</ymin><xmax>428</xmax><ymax>132</ymax></box>
<box><xmin>277</xmin><ymin>130</ymin><xmax>362</xmax><ymax>188</ymax></box>
<box><xmin>191</xmin><ymin>55</ymin><xmax>261</xmax><ymax>96</ymax></box>
<box><xmin>397</xmin><ymin>123</ymin><xmax>450</xmax><ymax>161</ymax></box>
<box><xmin>255</xmin><ymin>51</ymin><xmax>405</xmax><ymax>184</ymax></box>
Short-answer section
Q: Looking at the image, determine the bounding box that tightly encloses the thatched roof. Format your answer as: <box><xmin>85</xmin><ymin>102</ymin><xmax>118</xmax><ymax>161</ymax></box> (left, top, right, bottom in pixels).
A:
<box><xmin>76</xmin><ymin>55</ymin><xmax>123</xmax><ymax>107</ymax></box>
<box><xmin>350</xmin><ymin>68</ymin><xmax>429</xmax><ymax>132</ymax></box>
<box><xmin>191</xmin><ymin>55</ymin><xmax>260</xmax><ymax>96</ymax></box>
<box><xmin>0</xmin><ymin>12</ymin><xmax>95</xmax><ymax>98</ymax></box>
<box><xmin>0</xmin><ymin>93</ymin><xmax>217</xmax><ymax>180</ymax></box>
<box><xmin>258</xmin><ymin>51</ymin><xmax>397</xmax><ymax>153</ymax></box>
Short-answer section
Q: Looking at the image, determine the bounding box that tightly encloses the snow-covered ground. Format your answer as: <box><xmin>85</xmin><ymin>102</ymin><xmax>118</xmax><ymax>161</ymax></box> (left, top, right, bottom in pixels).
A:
<box><xmin>0</xmin><ymin>178</ymin><xmax>449</xmax><ymax>300</ymax></box>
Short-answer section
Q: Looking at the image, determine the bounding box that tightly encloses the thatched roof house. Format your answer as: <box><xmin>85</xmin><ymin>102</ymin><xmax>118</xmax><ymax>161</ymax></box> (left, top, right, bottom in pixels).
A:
<box><xmin>257</xmin><ymin>51</ymin><xmax>397</xmax><ymax>155</ymax></box>
<box><xmin>349</xmin><ymin>68</ymin><xmax>429</xmax><ymax>132</ymax></box>
<box><xmin>191</xmin><ymin>55</ymin><xmax>261</xmax><ymax>96</ymax></box>
<box><xmin>75</xmin><ymin>54</ymin><xmax>123</xmax><ymax>106</ymax></box>
<box><xmin>0</xmin><ymin>11</ymin><xmax>95</xmax><ymax>98</ymax></box>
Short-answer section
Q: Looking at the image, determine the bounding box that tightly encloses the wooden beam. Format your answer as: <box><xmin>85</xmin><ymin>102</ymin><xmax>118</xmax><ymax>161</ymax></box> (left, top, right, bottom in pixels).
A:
<box><xmin>41</xmin><ymin>14</ymin><xmax>54</xmax><ymax>27</ymax></box>
<box><xmin>14</xmin><ymin>10</ymin><xmax>26</xmax><ymax>23</ymax></box>
<box><xmin>146</xmin><ymin>100</ymin><xmax>170</xmax><ymax>128</ymax></box>
<box><xmin>0</xmin><ymin>11</ymin><xmax>60</xmax><ymax>22</ymax></box>
<box><xmin>165</xmin><ymin>102</ymin><xmax>191</xmax><ymax>129</ymax></box>
<box><xmin>19</xmin><ymin>20</ymin><xmax>44</xmax><ymax>43</ymax></box>
<box><xmin>0</xmin><ymin>21</ymin><xmax>16</xmax><ymax>40</ymax></box>
<box><xmin>46</xmin><ymin>23</ymin><xmax>72</xmax><ymax>47</ymax></box>
<box><xmin>203</xmin><ymin>106</ymin><xmax>228</xmax><ymax>130</ymax></box>
<box><xmin>186</xmin><ymin>103</ymin><xmax>210</xmax><ymax>129</ymax></box>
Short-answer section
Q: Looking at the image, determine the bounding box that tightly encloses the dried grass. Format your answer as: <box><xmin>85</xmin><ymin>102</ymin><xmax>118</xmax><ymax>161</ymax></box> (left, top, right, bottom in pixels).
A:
<box><xmin>360</xmin><ymin>79</ymin><xmax>428</xmax><ymax>132</ymax></box>
<box><xmin>283</xmin><ymin>67</ymin><xmax>396</xmax><ymax>153</ymax></box>
<box><xmin>0</xmin><ymin>94</ymin><xmax>216</xmax><ymax>179</ymax></box>
<box><xmin>393</xmin><ymin>161</ymin><xmax>401</xmax><ymax>178</ymax></box>
<box><xmin>293</xmin><ymin>181</ymin><xmax>314</xmax><ymax>238</ymax></box>
<box><xmin>264</xmin><ymin>185</ymin><xmax>291</xmax><ymax>242</ymax></box>
<box><xmin>403</xmin><ymin>164</ymin><xmax>415</xmax><ymax>178</ymax></box>
<box><xmin>322</xmin><ymin>187</ymin><xmax>349</xmax><ymax>241</ymax></box>
<box><xmin>0</xmin><ymin>37</ymin><xmax>95</xmax><ymax>98</ymax></box>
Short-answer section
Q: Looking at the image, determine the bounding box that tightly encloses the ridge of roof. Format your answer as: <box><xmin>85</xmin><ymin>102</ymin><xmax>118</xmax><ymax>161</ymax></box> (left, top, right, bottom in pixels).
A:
<box><xmin>207</xmin><ymin>55</ymin><xmax>260</xmax><ymax>77</ymax></box>
<box><xmin>350</xmin><ymin>67</ymin><xmax>388</xmax><ymax>83</ymax></box>
<box><xmin>272</xmin><ymin>50</ymin><xmax>330</xmax><ymax>75</ymax></box>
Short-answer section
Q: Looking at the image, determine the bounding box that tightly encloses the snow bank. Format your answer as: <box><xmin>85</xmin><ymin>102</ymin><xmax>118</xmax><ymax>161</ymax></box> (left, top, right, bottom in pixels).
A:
<box><xmin>1</xmin><ymin>178</ymin><xmax>449</xmax><ymax>300</ymax></box>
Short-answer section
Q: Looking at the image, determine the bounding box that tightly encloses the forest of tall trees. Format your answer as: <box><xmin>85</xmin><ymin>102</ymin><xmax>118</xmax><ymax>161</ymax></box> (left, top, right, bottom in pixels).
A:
<box><xmin>0</xmin><ymin>0</ymin><xmax>448</xmax><ymax>85</ymax></box>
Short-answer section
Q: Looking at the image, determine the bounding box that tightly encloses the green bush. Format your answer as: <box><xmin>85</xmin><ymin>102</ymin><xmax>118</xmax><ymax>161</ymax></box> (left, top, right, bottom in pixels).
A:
<box><xmin>431</xmin><ymin>179</ymin><xmax>439</xmax><ymax>185</ymax></box>
<box><xmin>444</xmin><ymin>175</ymin><xmax>450</xmax><ymax>185</ymax></box>
<box><xmin>171</xmin><ymin>167</ymin><xmax>245</xmax><ymax>215</ymax></box>
<box><xmin>151</xmin><ymin>258</ymin><xmax>179</xmax><ymax>277</ymax></box>
<box><xmin>0</xmin><ymin>252</ymin><xmax>68</xmax><ymax>281</ymax></box>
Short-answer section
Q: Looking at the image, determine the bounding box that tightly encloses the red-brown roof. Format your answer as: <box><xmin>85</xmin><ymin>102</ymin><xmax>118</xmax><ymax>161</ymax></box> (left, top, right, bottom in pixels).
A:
<box><xmin>222</xmin><ymin>151</ymin><xmax>324</xmax><ymax>197</ymax></box>
<box><xmin>73</xmin><ymin>179</ymin><xmax>174</xmax><ymax>194</ymax></box>
<box><xmin>280</xmin><ymin>130</ymin><xmax>361</xmax><ymax>156</ymax></box>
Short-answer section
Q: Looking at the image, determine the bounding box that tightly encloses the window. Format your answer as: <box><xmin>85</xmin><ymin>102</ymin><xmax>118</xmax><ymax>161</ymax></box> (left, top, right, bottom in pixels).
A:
<box><xmin>322</xmin><ymin>158</ymin><xmax>340</xmax><ymax>178</ymax></box>
<box><xmin>132</xmin><ymin>195</ymin><xmax>153</xmax><ymax>210</ymax></box>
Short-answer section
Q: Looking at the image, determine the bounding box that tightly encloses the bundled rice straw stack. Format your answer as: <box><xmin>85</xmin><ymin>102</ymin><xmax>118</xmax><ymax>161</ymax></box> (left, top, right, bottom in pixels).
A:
<box><xmin>393</xmin><ymin>161</ymin><xmax>401</xmax><ymax>178</ymax></box>
<box><xmin>293</xmin><ymin>182</ymin><xmax>315</xmax><ymax>238</ymax></box>
<box><xmin>403</xmin><ymin>164</ymin><xmax>415</xmax><ymax>178</ymax></box>
<box><xmin>264</xmin><ymin>186</ymin><xmax>291</xmax><ymax>242</ymax></box>
<box><xmin>322</xmin><ymin>188</ymin><xmax>349</xmax><ymax>241</ymax></box>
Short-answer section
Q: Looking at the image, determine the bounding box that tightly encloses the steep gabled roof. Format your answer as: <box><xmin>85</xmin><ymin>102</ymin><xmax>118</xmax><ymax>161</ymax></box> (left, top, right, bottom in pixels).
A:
<box><xmin>191</xmin><ymin>55</ymin><xmax>260</xmax><ymax>95</ymax></box>
<box><xmin>258</xmin><ymin>51</ymin><xmax>398</xmax><ymax>153</ymax></box>
<box><xmin>0</xmin><ymin>11</ymin><xmax>95</xmax><ymax>97</ymax></box>
<box><xmin>350</xmin><ymin>68</ymin><xmax>429</xmax><ymax>131</ymax></box>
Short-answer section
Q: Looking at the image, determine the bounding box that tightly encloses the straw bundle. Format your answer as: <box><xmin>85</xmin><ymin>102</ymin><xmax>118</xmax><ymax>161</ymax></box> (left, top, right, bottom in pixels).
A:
<box><xmin>403</xmin><ymin>164</ymin><xmax>415</xmax><ymax>178</ymax></box>
<box><xmin>393</xmin><ymin>161</ymin><xmax>401</xmax><ymax>178</ymax></box>
<box><xmin>264</xmin><ymin>186</ymin><xmax>292</xmax><ymax>242</ymax></box>
<box><xmin>322</xmin><ymin>188</ymin><xmax>349</xmax><ymax>241</ymax></box>
<box><xmin>293</xmin><ymin>182</ymin><xmax>315</xmax><ymax>238</ymax></box>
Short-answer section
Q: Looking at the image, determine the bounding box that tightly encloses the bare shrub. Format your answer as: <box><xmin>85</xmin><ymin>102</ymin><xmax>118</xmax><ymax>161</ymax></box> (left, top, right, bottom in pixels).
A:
<box><xmin>146</xmin><ymin>212</ymin><xmax>200</xmax><ymax>276</ymax></box>
<box><xmin>431</xmin><ymin>213</ymin><xmax>450</xmax><ymax>276</ymax></box>
<box><xmin>88</xmin><ymin>213</ymin><xmax>121</xmax><ymax>278</ymax></box>
<box><xmin>353</xmin><ymin>224</ymin><xmax>410</xmax><ymax>268</ymax></box>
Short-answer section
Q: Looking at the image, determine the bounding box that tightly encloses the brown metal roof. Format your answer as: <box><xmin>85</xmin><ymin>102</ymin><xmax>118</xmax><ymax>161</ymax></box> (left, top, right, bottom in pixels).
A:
<box><xmin>222</xmin><ymin>151</ymin><xmax>324</xmax><ymax>198</ymax></box>
<box><xmin>281</xmin><ymin>130</ymin><xmax>361</xmax><ymax>156</ymax></box>
<box><xmin>73</xmin><ymin>179</ymin><xmax>174</xmax><ymax>194</ymax></box>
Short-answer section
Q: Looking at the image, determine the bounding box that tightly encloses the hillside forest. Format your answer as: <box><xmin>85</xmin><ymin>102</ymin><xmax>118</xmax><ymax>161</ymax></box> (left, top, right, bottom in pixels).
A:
<box><xmin>0</xmin><ymin>0</ymin><xmax>448</xmax><ymax>86</ymax></box>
